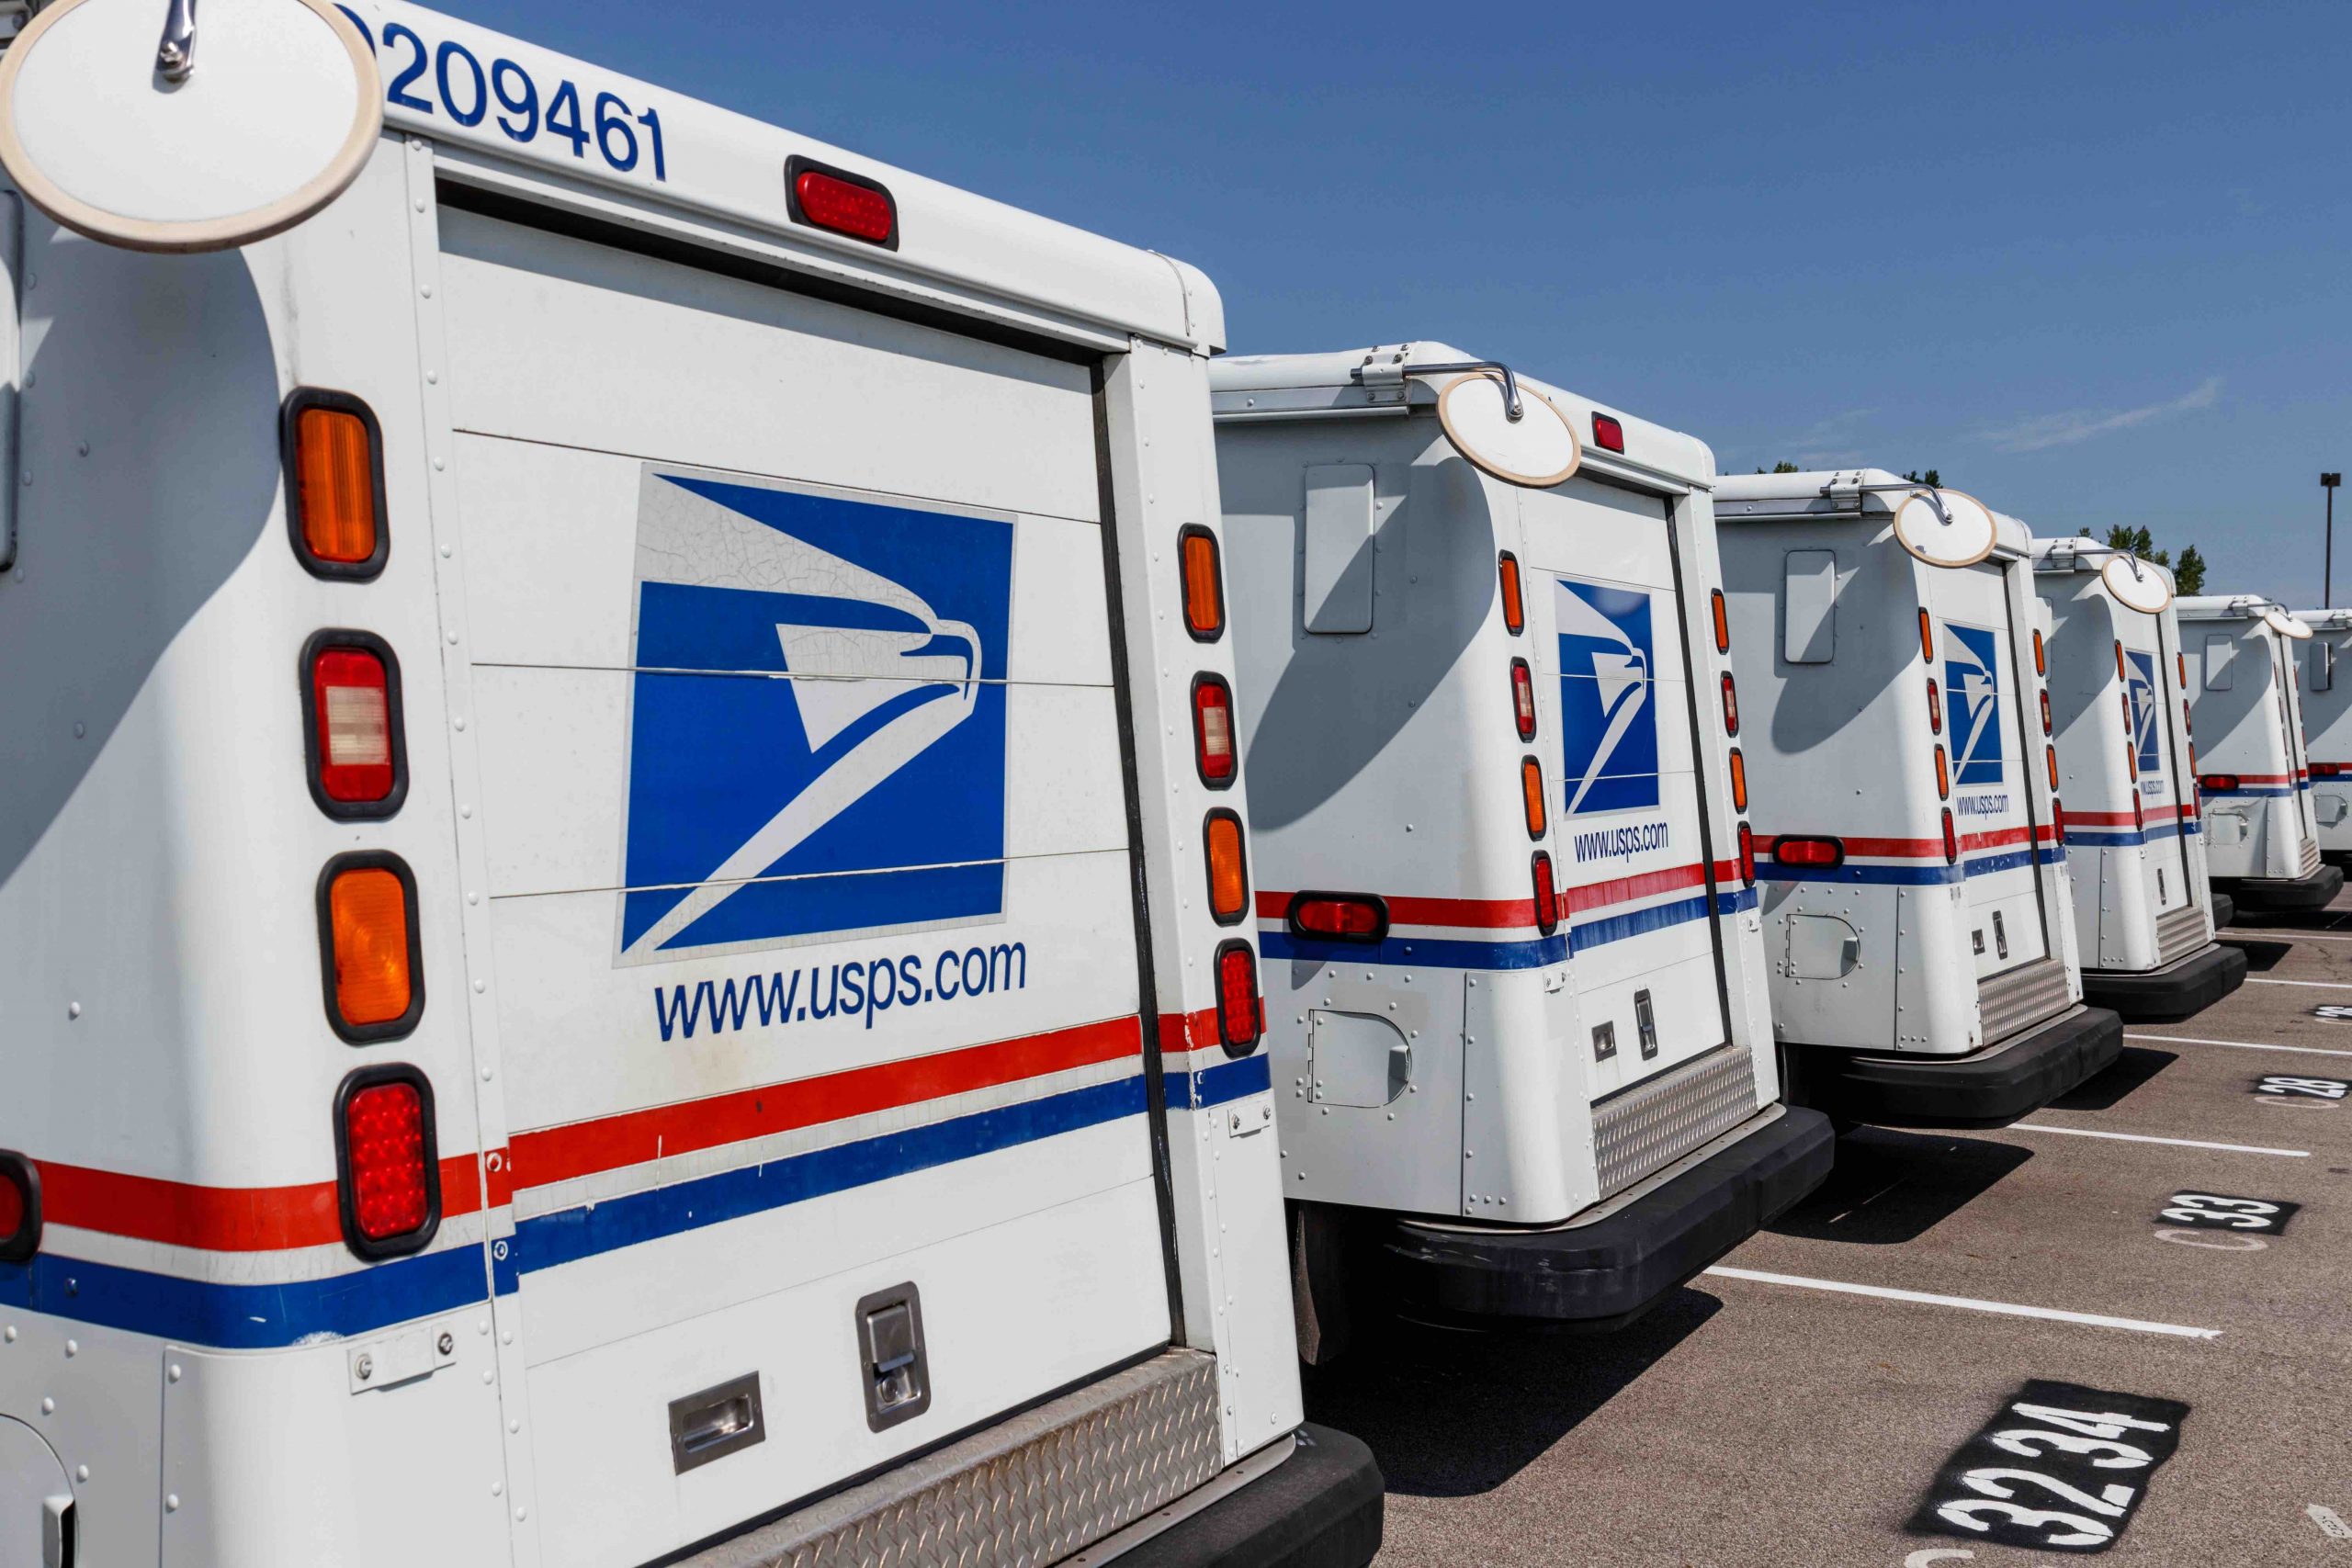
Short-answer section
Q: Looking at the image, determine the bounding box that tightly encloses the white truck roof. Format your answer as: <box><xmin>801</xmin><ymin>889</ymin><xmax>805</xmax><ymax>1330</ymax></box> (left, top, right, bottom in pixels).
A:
<box><xmin>1714</xmin><ymin>468</ymin><xmax>2035</xmax><ymax>559</ymax></box>
<box><xmin>357</xmin><ymin>1</ymin><xmax>1223</xmax><ymax>354</ymax></box>
<box><xmin>1207</xmin><ymin>341</ymin><xmax>1716</xmax><ymax>487</ymax></box>
<box><xmin>2296</xmin><ymin>609</ymin><xmax>2352</xmax><ymax>630</ymax></box>
<box><xmin>2031</xmin><ymin>536</ymin><xmax>2180</xmax><ymax>591</ymax></box>
<box><xmin>2179</xmin><ymin>594</ymin><xmax>2287</xmax><ymax>621</ymax></box>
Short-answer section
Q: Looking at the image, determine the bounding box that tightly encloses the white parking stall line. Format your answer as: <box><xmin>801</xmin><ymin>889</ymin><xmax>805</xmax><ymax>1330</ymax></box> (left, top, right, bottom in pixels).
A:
<box><xmin>2008</xmin><ymin>1122</ymin><xmax>2310</xmax><ymax>1157</ymax></box>
<box><xmin>1702</xmin><ymin>1266</ymin><xmax>2222</xmax><ymax>1340</ymax></box>
<box><xmin>2246</xmin><ymin>977</ymin><xmax>2352</xmax><ymax>989</ymax></box>
<box><xmin>2127</xmin><ymin>1032</ymin><xmax>2352</xmax><ymax>1059</ymax></box>
<box><xmin>2224</xmin><ymin>928</ymin><xmax>2352</xmax><ymax>942</ymax></box>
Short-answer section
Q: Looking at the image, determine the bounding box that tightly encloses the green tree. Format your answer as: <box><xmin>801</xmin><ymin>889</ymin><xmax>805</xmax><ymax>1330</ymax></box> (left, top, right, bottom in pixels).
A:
<box><xmin>1754</xmin><ymin>460</ymin><xmax>1802</xmax><ymax>474</ymax></box>
<box><xmin>2174</xmin><ymin>545</ymin><xmax>2207</xmax><ymax>594</ymax></box>
<box><xmin>1903</xmin><ymin>468</ymin><xmax>1943</xmax><ymax>487</ymax></box>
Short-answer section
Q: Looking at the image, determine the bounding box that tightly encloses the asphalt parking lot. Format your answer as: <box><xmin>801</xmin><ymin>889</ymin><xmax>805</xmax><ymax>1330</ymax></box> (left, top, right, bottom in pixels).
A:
<box><xmin>1305</xmin><ymin>896</ymin><xmax>2352</xmax><ymax>1565</ymax></box>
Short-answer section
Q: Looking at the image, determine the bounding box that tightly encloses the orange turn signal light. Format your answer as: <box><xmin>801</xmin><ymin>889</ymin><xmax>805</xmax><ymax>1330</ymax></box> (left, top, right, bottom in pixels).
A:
<box><xmin>320</xmin><ymin>854</ymin><xmax>421</xmax><ymax>1041</ymax></box>
<box><xmin>285</xmin><ymin>392</ymin><xmax>385</xmax><ymax>575</ymax></box>
<box><xmin>1204</xmin><ymin>809</ymin><xmax>1248</xmax><ymax>925</ymax></box>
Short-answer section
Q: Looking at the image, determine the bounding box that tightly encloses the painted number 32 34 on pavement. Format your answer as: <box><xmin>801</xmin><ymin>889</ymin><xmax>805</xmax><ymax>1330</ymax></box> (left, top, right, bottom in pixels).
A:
<box><xmin>339</xmin><ymin>9</ymin><xmax>670</xmax><ymax>181</ymax></box>
<box><xmin>1913</xmin><ymin>1382</ymin><xmax>2188</xmax><ymax>1554</ymax></box>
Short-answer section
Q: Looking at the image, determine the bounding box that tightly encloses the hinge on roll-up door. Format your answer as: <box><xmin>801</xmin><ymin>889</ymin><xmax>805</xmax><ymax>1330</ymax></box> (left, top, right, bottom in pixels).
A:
<box><xmin>1818</xmin><ymin>470</ymin><xmax>1868</xmax><ymax>513</ymax></box>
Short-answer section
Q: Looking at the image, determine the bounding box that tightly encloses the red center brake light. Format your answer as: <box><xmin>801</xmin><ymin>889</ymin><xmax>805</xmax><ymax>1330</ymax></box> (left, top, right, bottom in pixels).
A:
<box><xmin>306</xmin><ymin>634</ymin><xmax>406</xmax><ymax>815</ymax></box>
<box><xmin>2202</xmin><ymin>773</ymin><xmax>2241</xmax><ymax>791</ymax></box>
<box><xmin>788</xmin><ymin>159</ymin><xmax>898</xmax><ymax>247</ymax></box>
<box><xmin>1191</xmin><ymin>676</ymin><xmax>1237</xmax><ymax>787</ymax></box>
<box><xmin>1592</xmin><ymin>412</ymin><xmax>1625</xmax><ymax>453</ymax></box>
<box><xmin>1772</xmin><ymin>835</ymin><xmax>1844</xmax><ymax>868</ymax></box>
<box><xmin>2133</xmin><ymin>793</ymin><xmax>2145</xmax><ymax>831</ymax></box>
<box><xmin>1287</xmin><ymin>893</ymin><xmax>1389</xmax><ymax>943</ymax></box>
<box><xmin>1736</xmin><ymin>821</ymin><xmax>1756</xmax><ymax>886</ymax></box>
<box><xmin>1213</xmin><ymin>941</ymin><xmax>1262</xmax><ymax>1055</ymax></box>
<box><xmin>2052</xmin><ymin>798</ymin><xmax>2067</xmax><ymax>843</ymax></box>
<box><xmin>0</xmin><ymin>1154</ymin><xmax>37</xmax><ymax>1264</ymax></box>
<box><xmin>1531</xmin><ymin>852</ymin><xmax>1559</xmax><ymax>935</ymax></box>
<box><xmin>334</xmin><ymin>1067</ymin><xmax>440</xmax><ymax>1258</ymax></box>
<box><xmin>1510</xmin><ymin>658</ymin><xmax>1537</xmax><ymax>740</ymax></box>
<box><xmin>1498</xmin><ymin>552</ymin><xmax>1525</xmax><ymax>636</ymax></box>
<box><xmin>1941</xmin><ymin>807</ymin><xmax>1959</xmax><ymax>864</ymax></box>
<box><xmin>2315</xmin><ymin>762</ymin><xmax>2348</xmax><ymax>779</ymax></box>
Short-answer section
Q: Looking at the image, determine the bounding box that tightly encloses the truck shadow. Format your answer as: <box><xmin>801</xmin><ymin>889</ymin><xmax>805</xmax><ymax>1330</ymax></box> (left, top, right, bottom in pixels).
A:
<box><xmin>2048</xmin><ymin>1044</ymin><xmax>2179</xmax><ymax>1110</ymax></box>
<box><xmin>1764</xmin><ymin>1127</ymin><xmax>2032</xmax><ymax>1246</ymax></box>
<box><xmin>1299</xmin><ymin>1288</ymin><xmax>1721</xmax><ymax>1497</ymax></box>
<box><xmin>2218</xmin><ymin>937</ymin><xmax>2292</xmax><ymax>972</ymax></box>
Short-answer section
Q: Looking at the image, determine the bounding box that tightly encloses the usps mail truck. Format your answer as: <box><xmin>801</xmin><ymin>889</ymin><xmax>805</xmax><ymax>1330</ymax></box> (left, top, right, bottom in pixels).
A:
<box><xmin>2292</xmin><ymin>609</ymin><xmax>2352</xmax><ymax>867</ymax></box>
<box><xmin>0</xmin><ymin>4</ymin><xmax>1383</xmax><ymax>1565</ymax></box>
<box><xmin>1206</xmin><ymin>344</ymin><xmax>1833</xmax><ymax>1351</ymax></box>
<box><xmin>1713</xmin><ymin>472</ymin><xmax>2120</xmax><ymax>1126</ymax></box>
<box><xmin>2030</xmin><ymin>541</ymin><xmax>2244</xmax><ymax>1021</ymax></box>
<box><xmin>2180</xmin><ymin>596</ymin><xmax>2344</xmax><ymax>910</ymax></box>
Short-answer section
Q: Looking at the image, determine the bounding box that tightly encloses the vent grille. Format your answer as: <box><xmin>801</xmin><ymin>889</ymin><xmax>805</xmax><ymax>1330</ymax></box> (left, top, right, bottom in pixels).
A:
<box><xmin>1592</xmin><ymin>1043</ymin><xmax>1761</xmax><ymax>1200</ymax></box>
<box><xmin>685</xmin><ymin>1351</ymin><xmax>1223</xmax><ymax>1568</ymax></box>
<box><xmin>1979</xmin><ymin>956</ymin><xmax>2071</xmax><ymax>1044</ymax></box>
<box><xmin>2154</xmin><ymin>903</ymin><xmax>2210</xmax><ymax>967</ymax></box>
<box><xmin>2302</xmin><ymin>837</ymin><xmax>2323</xmax><ymax>877</ymax></box>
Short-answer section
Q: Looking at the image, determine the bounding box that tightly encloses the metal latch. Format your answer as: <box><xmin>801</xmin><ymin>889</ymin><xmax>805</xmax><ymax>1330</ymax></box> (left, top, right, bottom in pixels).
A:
<box><xmin>669</xmin><ymin>1371</ymin><xmax>764</xmax><ymax>1473</ymax></box>
<box><xmin>1227</xmin><ymin>1100</ymin><xmax>1273</xmax><ymax>1137</ymax></box>
<box><xmin>856</xmin><ymin>1283</ymin><xmax>932</xmax><ymax>1432</ymax></box>
<box><xmin>347</xmin><ymin>1322</ymin><xmax>458</xmax><ymax>1393</ymax></box>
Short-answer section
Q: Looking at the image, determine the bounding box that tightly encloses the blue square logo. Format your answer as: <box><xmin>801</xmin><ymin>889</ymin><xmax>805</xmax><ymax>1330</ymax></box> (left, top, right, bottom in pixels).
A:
<box><xmin>2127</xmin><ymin>649</ymin><xmax>2162</xmax><ymax>775</ymax></box>
<box><xmin>1945</xmin><ymin>621</ymin><xmax>2007</xmax><ymax>786</ymax></box>
<box><xmin>617</xmin><ymin>468</ymin><xmax>1012</xmax><ymax>964</ymax></box>
<box><xmin>1554</xmin><ymin>579</ymin><xmax>1660</xmax><ymax>816</ymax></box>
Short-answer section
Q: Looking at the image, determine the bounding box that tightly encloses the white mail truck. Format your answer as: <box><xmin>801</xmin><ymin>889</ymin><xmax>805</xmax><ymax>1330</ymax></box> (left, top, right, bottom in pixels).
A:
<box><xmin>0</xmin><ymin>3</ymin><xmax>1381</xmax><ymax>1564</ymax></box>
<box><xmin>2292</xmin><ymin>609</ymin><xmax>2352</xmax><ymax>867</ymax></box>
<box><xmin>1207</xmin><ymin>344</ymin><xmax>1833</xmax><ymax>1353</ymax></box>
<box><xmin>2030</xmin><ymin>541</ymin><xmax>2243</xmax><ymax>1021</ymax></box>
<box><xmin>1713</xmin><ymin>472</ymin><xmax>2120</xmax><ymax>1126</ymax></box>
<box><xmin>2180</xmin><ymin>596</ymin><xmax>2344</xmax><ymax>910</ymax></box>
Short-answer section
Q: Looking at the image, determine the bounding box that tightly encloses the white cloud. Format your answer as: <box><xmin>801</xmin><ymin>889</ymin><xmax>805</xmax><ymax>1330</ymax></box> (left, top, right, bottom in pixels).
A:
<box><xmin>1975</xmin><ymin>378</ymin><xmax>2222</xmax><ymax>455</ymax></box>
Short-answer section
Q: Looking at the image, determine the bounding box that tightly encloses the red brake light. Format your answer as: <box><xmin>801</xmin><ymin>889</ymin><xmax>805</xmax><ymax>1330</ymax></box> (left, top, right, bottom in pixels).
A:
<box><xmin>1498</xmin><ymin>552</ymin><xmax>1525</xmax><ymax>636</ymax></box>
<box><xmin>1192</xmin><ymin>676</ymin><xmax>1237</xmax><ymax>787</ymax></box>
<box><xmin>1772</xmin><ymin>835</ymin><xmax>1844</xmax><ymax>868</ymax></box>
<box><xmin>1721</xmin><ymin>672</ymin><xmax>1740</xmax><ymax>737</ymax></box>
<box><xmin>2052</xmin><ymin>798</ymin><xmax>2067</xmax><ymax>843</ymax></box>
<box><xmin>1178</xmin><ymin>526</ymin><xmax>1226</xmax><ymax>641</ymax></box>
<box><xmin>1737</xmin><ymin>822</ymin><xmax>1757</xmax><ymax>886</ymax></box>
<box><xmin>2040</xmin><ymin>690</ymin><xmax>2052</xmax><ymax>735</ymax></box>
<box><xmin>1511</xmin><ymin>658</ymin><xmax>1537</xmax><ymax>740</ymax></box>
<box><xmin>1531</xmin><ymin>852</ymin><xmax>1559</xmax><ymax>934</ymax></box>
<box><xmin>1927</xmin><ymin>680</ymin><xmax>1942</xmax><ymax>734</ymax></box>
<box><xmin>0</xmin><ymin>1154</ymin><xmax>36</xmax><ymax>1263</ymax></box>
<box><xmin>2315</xmin><ymin>762</ymin><xmax>2348</xmax><ymax>779</ymax></box>
<box><xmin>2133</xmin><ymin>793</ymin><xmax>2145</xmax><ymax>831</ymax></box>
<box><xmin>308</xmin><ymin>637</ymin><xmax>403</xmax><ymax>812</ymax></box>
<box><xmin>1712</xmin><ymin>589</ymin><xmax>1731</xmax><ymax>654</ymax></box>
<box><xmin>335</xmin><ymin>1067</ymin><xmax>439</xmax><ymax>1258</ymax></box>
<box><xmin>1214</xmin><ymin>941</ymin><xmax>1262</xmax><ymax>1055</ymax></box>
<box><xmin>1941</xmin><ymin>807</ymin><xmax>1959</xmax><ymax>864</ymax></box>
<box><xmin>2202</xmin><ymin>773</ymin><xmax>2240</xmax><ymax>791</ymax></box>
<box><xmin>1287</xmin><ymin>893</ymin><xmax>1388</xmax><ymax>942</ymax></box>
<box><xmin>788</xmin><ymin>159</ymin><xmax>898</xmax><ymax>246</ymax></box>
<box><xmin>1592</xmin><ymin>412</ymin><xmax>1625</xmax><ymax>453</ymax></box>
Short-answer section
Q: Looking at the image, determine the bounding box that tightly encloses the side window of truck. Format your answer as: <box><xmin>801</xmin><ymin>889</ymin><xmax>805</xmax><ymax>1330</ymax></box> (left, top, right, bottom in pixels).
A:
<box><xmin>1782</xmin><ymin>549</ymin><xmax>1838</xmax><ymax>663</ymax></box>
<box><xmin>1302</xmin><ymin>463</ymin><xmax>1377</xmax><ymax>635</ymax></box>
<box><xmin>2204</xmin><ymin>635</ymin><xmax>2233</xmax><ymax>691</ymax></box>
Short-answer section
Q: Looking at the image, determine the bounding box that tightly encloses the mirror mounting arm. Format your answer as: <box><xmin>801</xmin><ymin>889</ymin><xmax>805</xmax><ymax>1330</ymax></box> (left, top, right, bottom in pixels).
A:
<box><xmin>1360</xmin><ymin>357</ymin><xmax>1525</xmax><ymax>423</ymax></box>
<box><xmin>156</xmin><ymin>0</ymin><xmax>197</xmax><ymax>82</ymax></box>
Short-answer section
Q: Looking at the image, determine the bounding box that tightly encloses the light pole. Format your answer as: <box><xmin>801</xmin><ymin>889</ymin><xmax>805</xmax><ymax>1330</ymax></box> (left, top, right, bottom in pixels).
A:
<box><xmin>2328</xmin><ymin>474</ymin><xmax>2343</xmax><ymax>606</ymax></box>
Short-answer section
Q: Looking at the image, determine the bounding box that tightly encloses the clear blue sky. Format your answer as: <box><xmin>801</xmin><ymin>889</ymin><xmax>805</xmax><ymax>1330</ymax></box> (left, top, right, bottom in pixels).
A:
<box><xmin>457</xmin><ymin>0</ymin><xmax>2352</xmax><ymax>605</ymax></box>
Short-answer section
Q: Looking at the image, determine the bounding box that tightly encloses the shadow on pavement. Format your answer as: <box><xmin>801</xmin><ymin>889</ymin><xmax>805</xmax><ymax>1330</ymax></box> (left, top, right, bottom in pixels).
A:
<box><xmin>2049</xmin><ymin>1044</ymin><xmax>2179</xmax><ymax>1111</ymax></box>
<box><xmin>1300</xmin><ymin>1287</ymin><xmax>1721</xmax><ymax>1497</ymax></box>
<box><xmin>2222</xmin><ymin>938</ymin><xmax>2292</xmax><ymax>973</ymax></box>
<box><xmin>1765</xmin><ymin>1126</ymin><xmax>2032</xmax><ymax>1246</ymax></box>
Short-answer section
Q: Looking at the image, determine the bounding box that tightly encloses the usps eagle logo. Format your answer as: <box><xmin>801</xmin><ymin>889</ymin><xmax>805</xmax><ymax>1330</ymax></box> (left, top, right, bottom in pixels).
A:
<box><xmin>1555</xmin><ymin>579</ymin><xmax>1660</xmax><ymax>815</ymax></box>
<box><xmin>2127</xmin><ymin>649</ymin><xmax>2162</xmax><ymax>775</ymax></box>
<box><xmin>616</xmin><ymin>467</ymin><xmax>1012</xmax><ymax>964</ymax></box>
<box><xmin>1945</xmin><ymin>622</ymin><xmax>2007</xmax><ymax>786</ymax></box>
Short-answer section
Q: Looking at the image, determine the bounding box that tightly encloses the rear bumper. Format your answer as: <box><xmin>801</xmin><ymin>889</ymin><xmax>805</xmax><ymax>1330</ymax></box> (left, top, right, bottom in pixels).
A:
<box><xmin>1785</xmin><ymin>1004</ymin><xmax>2122</xmax><ymax>1129</ymax></box>
<box><xmin>2214</xmin><ymin>863</ymin><xmax>2344</xmax><ymax>911</ymax></box>
<box><xmin>2078</xmin><ymin>942</ymin><xmax>2248</xmax><ymax>1023</ymax></box>
<box><xmin>1379</xmin><ymin>1106</ymin><xmax>1835</xmax><ymax>1330</ymax></box>
<box><xmin>2210</xmin><ymin>893</ymin><xmax>2236</xmax><ymax>931</ymax></box>
<box><xmin>1113</xmin><ymin>1426</ymin><xmax>1384</xmax><ymax>1568</ymax></box>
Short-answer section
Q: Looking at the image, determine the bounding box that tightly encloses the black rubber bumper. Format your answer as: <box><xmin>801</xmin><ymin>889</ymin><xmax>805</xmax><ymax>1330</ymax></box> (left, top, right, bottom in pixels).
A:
<box><xmin>2215</xmin><ymin>863</ymin><xmax>2345</xmax><ymax>912</ymax></box>
<box><xmin>1785</xmin><ymin>1005</ymin><xmax>2123</xmax><ymax>1129</ymax></box>
<box><xmin>2210</xmin><ymin>893</ymin><xmax>2236</xmax><ymax>931</ymax></box>
<box><xmin>2078</xmin><ymin>942</ymin><xmax>2249</xmax><ymax>1023</ymax></box>
<box><xmin>1117</xmin><ymin>1426</ymin><xmax>1383</xmax><ymax>1568</ymax></box>
<box><xmin>1377</xmin><ymin>1107</ymin><xmax>1835</xmax><ymax>1330</ymax></box>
